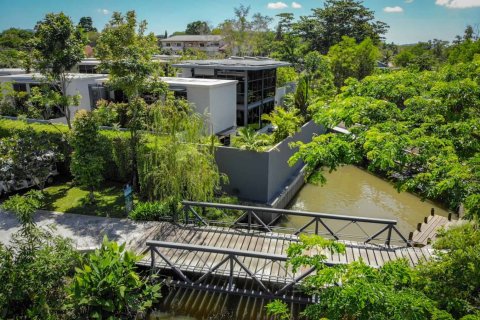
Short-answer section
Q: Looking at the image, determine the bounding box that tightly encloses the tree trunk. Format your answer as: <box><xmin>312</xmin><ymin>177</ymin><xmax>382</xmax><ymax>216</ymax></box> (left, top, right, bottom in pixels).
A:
<box><xmin>89</xmin><ymin>187</ymin><xmax>95</xmax><ymax>204</ymax></box>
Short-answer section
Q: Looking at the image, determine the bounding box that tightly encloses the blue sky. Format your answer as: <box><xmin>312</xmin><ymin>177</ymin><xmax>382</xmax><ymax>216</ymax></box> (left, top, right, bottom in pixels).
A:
<box><xmin>0</xmin><ymin>0</ymin><xmax>479</xmax><ymax>44</ymax></box>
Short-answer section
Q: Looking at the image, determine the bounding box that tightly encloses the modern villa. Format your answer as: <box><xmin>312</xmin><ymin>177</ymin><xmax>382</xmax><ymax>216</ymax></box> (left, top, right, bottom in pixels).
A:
<box><xmin>91</xmin><ymin>76</ymin><xmax>238</xmax><ymax>134</ymax></box>
<box><xmin>173</xmin><ymin>57</ymin><xmax>291</xmax><ymax>129</ymax></box>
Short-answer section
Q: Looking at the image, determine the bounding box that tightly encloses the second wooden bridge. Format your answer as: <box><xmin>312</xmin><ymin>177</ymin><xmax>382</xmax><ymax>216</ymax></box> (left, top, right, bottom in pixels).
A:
<box><xmin>139</xmin><ymin>201</ymin><xmax>437</xmax><ymax>303</ymax></box>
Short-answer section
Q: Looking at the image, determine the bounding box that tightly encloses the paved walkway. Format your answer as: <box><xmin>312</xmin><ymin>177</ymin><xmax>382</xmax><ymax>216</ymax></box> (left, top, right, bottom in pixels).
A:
<box><xmin>0</xmin><ymin>209</ymin><xmax>169</xmax><ymax>252</ymax></box>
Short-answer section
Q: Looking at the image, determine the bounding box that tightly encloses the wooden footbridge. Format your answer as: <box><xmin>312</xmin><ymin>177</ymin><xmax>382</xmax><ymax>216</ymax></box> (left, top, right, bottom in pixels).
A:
<box><xmin>138</xmin><ymin>201</ymin><xmax>439</xmax><ymax>303</ymax></box>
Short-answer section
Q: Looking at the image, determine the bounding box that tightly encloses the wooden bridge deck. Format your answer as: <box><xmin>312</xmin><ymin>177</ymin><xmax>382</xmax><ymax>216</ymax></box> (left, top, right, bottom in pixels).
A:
<box><xmin>409</xmin><ymin>210</ymin><xmax>459</xmax><ymax>247</ymax></box>
<box><xmin>139</xmin><ymin>223</ymin><xmax>433</xmax><ymax>285</ymax></box>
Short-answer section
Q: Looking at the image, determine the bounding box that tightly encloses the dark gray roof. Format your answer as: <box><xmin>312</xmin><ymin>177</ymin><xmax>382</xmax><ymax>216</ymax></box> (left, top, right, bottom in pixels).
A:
<box><xmin>172</xmin><ymin>57</ymin><xmax>290</xmax><ymax>70</ymax></box>
<box><xmin>161</xmin><ymin>35</ymin><xmax>223</xmax><ymax>42</ymax></box>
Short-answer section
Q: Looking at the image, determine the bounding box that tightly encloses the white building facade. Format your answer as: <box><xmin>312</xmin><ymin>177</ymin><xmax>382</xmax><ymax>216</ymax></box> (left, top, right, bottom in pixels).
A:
<box><xmin>161</xmin><ymin>35</ymin><xmax>225</xmax><ymax>56</ymax></box>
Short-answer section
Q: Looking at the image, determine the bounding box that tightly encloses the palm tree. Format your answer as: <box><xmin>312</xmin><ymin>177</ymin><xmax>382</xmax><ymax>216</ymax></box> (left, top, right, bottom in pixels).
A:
<box><xmin>231</xmin><ymin>127</ymin><xmax>272</xmax><ymax>151</ymax></box>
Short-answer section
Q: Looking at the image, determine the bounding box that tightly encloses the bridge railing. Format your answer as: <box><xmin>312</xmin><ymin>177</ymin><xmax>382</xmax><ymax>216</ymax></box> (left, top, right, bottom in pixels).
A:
<box><xmin>179</xmin><ymin>201</ymin><xmax>411</xmax><ymax>247</ymax></box>
<box><xmin>146</xmin><ymin>240</ymin><xmax>330</xmax><ymax>303</ymax></box>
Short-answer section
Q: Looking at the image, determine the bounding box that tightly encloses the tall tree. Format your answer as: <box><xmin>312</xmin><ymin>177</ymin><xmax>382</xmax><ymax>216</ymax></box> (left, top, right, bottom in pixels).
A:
<box><xmin>32</xmin><ymin>12</ymin><xmax>87</xmax><ymax>129</ymax></box>
<box><xmin>295</xmin><ymin>0</ymin><xmax>388</xmax><ymax>54</ymax></box>
<box><xmin>328</xmin><ymin>36</ymin><xmax>379</xmax><ymax>87</ymax></box>
<box><xmin>96</xmin><ymin>11</ymin><xmax>167</xmax><ymax>189</ymax></box>
<box><xmin>78</xmin><ymin>16</ymin><xmax>97</xmax><ymax>32</ymax></box>
<box><xmin>219</xmin><ymin>5</ymin><xmax>273</xmax><ymax>56</ymax></box>
<box><xmin>70</xmin><ymin>110</ymin><xmax>105</xmax><ymax>203</ymax></box>
<box><xmin>185</xmin><ymin>21</ymin><xmax>211</xmax><ymax>35</ymax></box>
<box><xmin>272</xmin><ymin>13</ymin><xmax>306</xmax><ymax>65</ymax></box>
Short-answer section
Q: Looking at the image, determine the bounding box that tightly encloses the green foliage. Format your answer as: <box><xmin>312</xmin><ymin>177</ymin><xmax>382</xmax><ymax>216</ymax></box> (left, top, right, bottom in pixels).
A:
<box><xmin>289</xmin><ymin>133</ymin><xmax>361</xmax><ymax>184</ymax></box>
<box><xmin>69</xmin><ymin>237</ymin><xmax>161</xmax><ymax>319</ymax></box>
<box><xmin>415</xmin><ymin>223</ymin><xmax>480</xmax><ymax>318</ymax></box>
<box><xmin>328</xmin><ymin>36</ymin><xmax>380</xmax><ymax>87</ymax></box>
<box><xmin>265</xmin><ymin>300</ymin><xmax>290</xmax><ymax>320</ymax></box>
<box><xmin>394</xmin><ymin>40</ymin><xmax>449</xmax><ymax>70</ymax></box>
<box><xmin>78</xmin><ymin>16</ymin><xmax>97</xmax><ymax>32</ymax></box>
<box><xmin>276</xmin><ymin>66</ymin><xmax>298</xmax><ymax>87</ymax></box>
<box><xmin>293</xmin><ymin>60</ymin><xmax>480</xmax><ymax>217</ymax></box>
<box><xmin>96</xmin><ymin>10</ymin><xmax>168</xmax><ymax>189</ymax></box>
<box><xmin>96</xmin><ymin>11</ymin><xmax>161</xmax><ymax>99</ymax></box>
<box><xmin>185</xmin><ymin>21</ymin><xmax>211</xmax><ymax>35</ymax></box>
<box><xmin>0</xmin><ymin>28</ymin><xmax>34</xmax><ymax>68</ymax></box>
<box><xmin>448</xmin><ymin>39</ymin><xmax>480</xmax><ymax>64</ymax></box>
<box><xmin>231</xmin><ymin>126</ymin><xmax>273</xmax><ymax>151</ymax></box>
<box><xmin>302</xmin><ymin>51</ymin><xmax>336</xmax><ymax>104</ymax></box>
<box><xmin>0</xmin><ymin>190</ymin><xmax>78</xmax><ymax>319</ymax></box>
<box><xmin>128</xmin><ymin>198</ymin><xmax>180</xmax><ymax>221</ymax></box>
<box><xmin>294</xmin><ymin>0</ymin><xmax>388</xmax><ymax>54</ymax></box>
<box><xmin>0</xmin><ymin>118</ymin><xmax>132</xmax><ymax>183</ymax></box>
<box><xmin>262</xmin><ymin>106</ymin><xmax>304</xmax><ymax>144</ymax></box>
<box><xmin>0</xmin><ymin>127</ymin><xmax>62</xmax><ymax>190</ymax></box>
<box><xmin>218</xmin><ymin>5</ymin><xmax>274</xmax><ymax>56</ymax></box>
<box><xmin>70</xmin><ymin>110</ymin><xmax>105</xmax><ymax>203</ymax></box>
<box><xmin>279</xmin><ymin>235</ymin><xmax>454</xmax><ymax>320</ymax></box>
<box><xmin>138</xmin><ymin>94</ymin><xmax>225</xmax><ymax>202</ymax></box>
<box><xmin>32</xmin><ymin>12</ymin><xmax>87</xmax><ymax>129</ymax></box>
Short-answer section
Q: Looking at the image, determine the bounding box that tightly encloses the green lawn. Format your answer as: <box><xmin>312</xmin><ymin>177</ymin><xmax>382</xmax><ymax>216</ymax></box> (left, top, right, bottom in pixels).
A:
<box><xmin>42</xmin><ymin>179</ymin><xmax>131</xmax><ymax>218</ymax></box>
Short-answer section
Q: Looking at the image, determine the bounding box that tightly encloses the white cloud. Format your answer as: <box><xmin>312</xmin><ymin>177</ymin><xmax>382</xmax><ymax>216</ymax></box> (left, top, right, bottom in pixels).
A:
<box><xmin>405</xmin><ymin>0</ymin><xmax>414</xmax><ymax>3</ymax></box>
<box><xmin>435</xmin><ymin>0</ymin><xmax>480</xmax><ymax>8</ymax></box>
<box><xmin>291</xmin><ymin>1</ymin><xmax>302</xmax><ymax>8</ymax></box>
<box><xmin>267</xmin><ymin>2</ymin><xmax>288</xmax><ymax>9</ymax></box>
<box><xmin>97</xmin><ymin>8</ymin><xmax>110</xmax><ymax>15</ymax></box>
<box><xmin>384</xmin><ymin>6</ymin><xmax>404</xmax><ymax>13</ymax></box>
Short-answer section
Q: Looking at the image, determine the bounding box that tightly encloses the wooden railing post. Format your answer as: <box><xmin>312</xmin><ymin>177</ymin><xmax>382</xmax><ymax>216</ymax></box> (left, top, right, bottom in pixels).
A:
<box><xmin>150</xmin><ymin>247</ymin><xmax>155</xmax><ymax>276</ymax></box>
<box><xmin>185</xmin><ymin>205</ymin><xmax>189</xmax><ymax>225</ymax></box>
<box><xmin>229</xmin><ymin>255</ymin><xmax>234</xmax><ymax>290</ymax></box>
<box><xmin>248</xmin><ymin>211</ymin><xmax>252</xmax><ymax>231</ymax></box>
<box><xmin>386</xmin><ymin>225</ymin><xmax>393</xmax><ymax>246</ymax></box>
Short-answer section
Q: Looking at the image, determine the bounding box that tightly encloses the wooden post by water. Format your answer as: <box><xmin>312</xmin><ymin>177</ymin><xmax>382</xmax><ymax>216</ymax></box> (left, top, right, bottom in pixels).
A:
<box><xmin>417</xmin><ymin>223</ymin><xmax>422</xmax><ymax>232</ymax></box>
<box><xmin>431</xmin><ymin>208</ymin><xmax>435</xmax><ymax>216</ymax></box>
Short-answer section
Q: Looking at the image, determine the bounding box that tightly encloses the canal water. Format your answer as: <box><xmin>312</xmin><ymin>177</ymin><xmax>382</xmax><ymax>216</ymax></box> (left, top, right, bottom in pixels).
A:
<box><xmin>284</xmin><ymin>165</ymin><xmax>450</xmax><ymax>237</ymax></box>
<box><xmin>150</xmin><ymin>165</ymin><xmax>450</xmax><ymax>319</ymax></box>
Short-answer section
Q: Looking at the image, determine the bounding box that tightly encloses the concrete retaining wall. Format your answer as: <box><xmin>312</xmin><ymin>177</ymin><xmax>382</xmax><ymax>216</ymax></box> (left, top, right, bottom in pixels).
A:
<box><xmin>214</xmin><ymin>120</ymin><xmax>325</xmax><ymax>209</ymax></box>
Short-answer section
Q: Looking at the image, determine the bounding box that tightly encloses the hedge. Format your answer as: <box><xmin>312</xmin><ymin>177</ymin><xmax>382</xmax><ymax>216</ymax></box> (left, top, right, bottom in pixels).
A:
<box><xmin>0</xmin><ymin>118</ymin><xmax>132</xmax><ymax>182</ymax></box>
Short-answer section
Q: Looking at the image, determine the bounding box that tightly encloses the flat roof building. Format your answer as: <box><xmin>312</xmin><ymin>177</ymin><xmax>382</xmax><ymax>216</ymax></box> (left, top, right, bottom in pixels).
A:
<box><xmin>93</xmin><ymin>76</ymin><xmax>238</xmax><ymax>134</ymax></box>
<box><xmin>0</xmin><ymin>73</ymin><xmax>108</xmax><ymax>116</ymax></box>
<box><xmin>161</xmin><ymin>35</ymin><xmax>225</xmax><ymax>56</ymax></box>
<box><xmin>173</xmin><ymin>57</ymin><xmax>290</xmax><ymax>129</ymax></box>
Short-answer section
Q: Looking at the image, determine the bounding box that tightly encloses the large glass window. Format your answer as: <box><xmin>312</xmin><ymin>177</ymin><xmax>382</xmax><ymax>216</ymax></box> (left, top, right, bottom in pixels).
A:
<box><xmin>236</xmin><ymin>110</ymin><xmax>245</xmax><ymax>127</ymax></box>
<box><xmin>12</xmin><ymin>83</ymin><xmax>27</xmax><ymax>92</ymax></box>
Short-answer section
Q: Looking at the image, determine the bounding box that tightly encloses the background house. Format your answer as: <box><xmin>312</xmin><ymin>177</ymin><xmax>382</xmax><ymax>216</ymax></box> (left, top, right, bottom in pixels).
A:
<box><xmin>161</xmin><ymin>35</ymin><xmax>225</xmax><ymax>56</ymax></box>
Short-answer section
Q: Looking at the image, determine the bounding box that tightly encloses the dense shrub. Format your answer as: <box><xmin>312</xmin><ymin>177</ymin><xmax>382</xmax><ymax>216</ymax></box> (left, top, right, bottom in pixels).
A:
<box><xmin>129</xmin><ymin>198</ymin><xmax>180</xmax><ymax>221</ymax></box>
<box><xmin>0</xmin><ymin>118</ymin><xmax>131</xmax><ymax>182</ymax></box>
<box><xmin>68</xmin><ymin>237</ymin><xmax>161</xmax><ymax>319</ymax></box>
<box><xmin>0</xmin><ymin>190</ymin><xmax>79</xmax><ymax>319</ymax></box>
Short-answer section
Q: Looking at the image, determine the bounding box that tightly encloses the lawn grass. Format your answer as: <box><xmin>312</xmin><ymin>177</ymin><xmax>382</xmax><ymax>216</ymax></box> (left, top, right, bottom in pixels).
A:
<box><xmin>42</xmin><ymin>179</ymin><xmax>131</xmax><ymax>218</ymax></box>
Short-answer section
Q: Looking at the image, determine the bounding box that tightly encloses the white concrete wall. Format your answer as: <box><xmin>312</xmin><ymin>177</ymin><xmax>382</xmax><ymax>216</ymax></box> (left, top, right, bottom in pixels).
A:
<box><xmin>185</xmin><ymin>84</ymin><xmax>236</xmax><ymax>134</ymax></box>
<box><xmin>209</xmin><ymin>85</ymin><xmax>236</xmax><ymax>134</ymax></box>
<box><xmin>66</xmin><ymin>78</ymin><xmax>94</xmax><ymax>114</ymax></box>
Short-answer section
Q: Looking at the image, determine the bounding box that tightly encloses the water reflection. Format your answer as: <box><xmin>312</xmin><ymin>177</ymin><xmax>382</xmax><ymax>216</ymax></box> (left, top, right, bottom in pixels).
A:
<box><xmin>286</xmin><ymin>165</ymin><xmax>450</xmax><ymax>236</ymax></box>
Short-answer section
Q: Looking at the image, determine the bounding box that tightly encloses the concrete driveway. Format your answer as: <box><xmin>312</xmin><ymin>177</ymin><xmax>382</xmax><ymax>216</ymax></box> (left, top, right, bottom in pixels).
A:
<box><xmin>0</xmin><ymin>209</ymin><xmax>172</xmax><ymax>253</ymax></box>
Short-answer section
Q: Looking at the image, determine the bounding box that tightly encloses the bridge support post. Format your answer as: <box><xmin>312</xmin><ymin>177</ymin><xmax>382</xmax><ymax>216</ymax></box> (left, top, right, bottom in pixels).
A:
<box><xmin>386</xmin><ymin>225</ymin><xmax>393</xmax><ymax>246</ymax></box>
